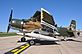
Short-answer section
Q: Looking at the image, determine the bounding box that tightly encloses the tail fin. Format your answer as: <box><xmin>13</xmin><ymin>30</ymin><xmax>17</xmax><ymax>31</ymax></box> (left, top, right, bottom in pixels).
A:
<box><xmin>69</xmin><ymin>20</ymin><xmax>76</xmax><ymax>30</ymax></box>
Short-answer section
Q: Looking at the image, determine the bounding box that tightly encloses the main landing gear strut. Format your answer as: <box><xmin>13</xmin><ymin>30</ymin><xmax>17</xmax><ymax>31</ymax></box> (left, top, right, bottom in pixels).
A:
<box><xmin>21</xmin><ymin>32</ymin><xmax>26</xmax><ymax>42</ymax></box>
<box><xmin>21</xmin><ymin>37</ymin><xmax>26</xmax><ymax>42</ymax></box>
<box><xmin>20</xmin><ymin>32</ymin><xmax>35</xmax><ymax>45</ymax></box>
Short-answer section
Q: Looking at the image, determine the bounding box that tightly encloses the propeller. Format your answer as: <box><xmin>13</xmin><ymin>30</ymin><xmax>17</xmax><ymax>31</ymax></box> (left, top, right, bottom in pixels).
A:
<box><xmin>7</xmin><ymin>9</ymin><xmax>13</xmax><ymax>33</ymax></box>
<box><xmin>9</xmin><ymin>9</ymin><xmax>13</xmax><ymax>22</ymax></box>
<box><xmin>7</xmin><ymin>24</ymin><xmax>11</xmax><ymax>33</ymax></box>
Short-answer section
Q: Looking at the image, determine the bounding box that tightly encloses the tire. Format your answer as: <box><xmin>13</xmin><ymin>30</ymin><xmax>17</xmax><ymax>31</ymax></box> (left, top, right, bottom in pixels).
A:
<box><xmin>21</xmin><ymin>37</ymin><xmax>26</xmax><ymax>42</ymax></box>
<box><xmin>30</xmin><ymin>40</ymin><xmax>35</xmax><ymax>45</ymax></box>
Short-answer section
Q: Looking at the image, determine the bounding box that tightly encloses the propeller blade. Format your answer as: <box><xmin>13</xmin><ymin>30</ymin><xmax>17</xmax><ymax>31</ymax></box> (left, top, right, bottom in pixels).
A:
<box><xmin>7</xmin><ymin>9</ymin><xmax>13</xmax><ymax>33</ymax></box>
<box><xmin>7</xmin><ymin>24</ymin><xmax>10</xmax><ymax>33</ymax></box>
<box><xmin>9</xmin><ymin>9</ymin><xmax>13</xmax><ymax>22</ymax></box>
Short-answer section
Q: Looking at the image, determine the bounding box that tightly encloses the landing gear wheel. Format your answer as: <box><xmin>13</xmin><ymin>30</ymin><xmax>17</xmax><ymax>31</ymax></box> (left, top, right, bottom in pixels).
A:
<box><xmin>30</xmin><ymin>40</ymin><xmax>35</xmax><ymax>45</ymax></box>
<box><xmin>21</xmin><ymin>37</ymin><xmax>26</xmax><ymax>42</ymax></box>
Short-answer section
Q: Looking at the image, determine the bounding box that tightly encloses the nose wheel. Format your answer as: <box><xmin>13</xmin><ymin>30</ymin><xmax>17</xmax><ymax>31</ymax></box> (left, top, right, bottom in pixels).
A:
<box><xmin>21</xmin><ymin>37</ymin><xmax>26</xmax><ymax>42</ymax></box>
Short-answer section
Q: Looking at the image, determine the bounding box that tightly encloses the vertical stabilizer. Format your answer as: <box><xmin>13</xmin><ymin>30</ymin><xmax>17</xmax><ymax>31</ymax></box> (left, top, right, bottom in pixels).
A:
<box><xmin>69</xmin><ymin>20</ymin><xmax>76</xmax><ymax>30</ymax></box>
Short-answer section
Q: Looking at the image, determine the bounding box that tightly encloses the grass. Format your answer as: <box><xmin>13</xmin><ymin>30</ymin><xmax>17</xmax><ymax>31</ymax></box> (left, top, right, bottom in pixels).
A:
<box><xmin>0</xmin><ymin>32</ymin><xmax>17</xmax><ymax>37</ymax></box>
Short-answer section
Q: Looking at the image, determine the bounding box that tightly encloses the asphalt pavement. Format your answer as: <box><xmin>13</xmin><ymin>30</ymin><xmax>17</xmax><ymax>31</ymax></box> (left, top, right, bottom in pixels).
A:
<box><xmin>0</xmin><ymin>35</ymin><xmax>82</xmax><ymax>54</ymax></box>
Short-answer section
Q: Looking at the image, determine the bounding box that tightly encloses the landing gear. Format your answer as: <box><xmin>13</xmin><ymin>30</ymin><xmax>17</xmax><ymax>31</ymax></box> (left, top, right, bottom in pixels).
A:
<box><xmin>20</xmin><ymin>32</ymin><xmax>26</xmax><ymax>42</ymax></box>
<box><xmin>21</xmin><ymin>37</ymin><xmax>26</xmax><ymax>42</ymax></box>
<box><xmin>30</xmin><ymin>40</ymin><xmax>35</xmax><ymax>45</ymax></box>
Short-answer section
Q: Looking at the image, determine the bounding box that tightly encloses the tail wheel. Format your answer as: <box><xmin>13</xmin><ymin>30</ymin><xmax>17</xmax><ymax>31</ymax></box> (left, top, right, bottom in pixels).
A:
<box><xmin>30</xmin><ymin>40</ymin><xmax>35</xmax><ymax>45</ymax></box>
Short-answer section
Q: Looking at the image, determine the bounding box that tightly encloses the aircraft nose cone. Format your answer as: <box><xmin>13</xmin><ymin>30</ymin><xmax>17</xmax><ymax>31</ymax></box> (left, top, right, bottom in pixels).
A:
<box><xmin>10</xmin><ymin>19</ymin><xmax>23</xmax><ymax>29</ymax></box>
<box><xmin>21</xmin><ymin>21</ymin><xmax>24</xmax><ymax>24</ymax></box>
<box><xmin>12</xmin><ymin>20</ymin><xmax>16</xmax><ymax>24</ymax></box>
<box><xmin>10</xmin><ymin>20</ymin><xmax>16</xmax><ymax>27</ymax></box>
<box><xmin>10</xmin><ymin>20</ymin><xmax>16</xmax><ymax>26</ymax></box>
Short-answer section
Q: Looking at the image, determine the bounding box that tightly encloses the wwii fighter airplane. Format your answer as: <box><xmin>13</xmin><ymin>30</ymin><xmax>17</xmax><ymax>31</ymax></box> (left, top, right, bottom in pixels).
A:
<box><xmin>7</xmin><ymin>8</ymin><xmax>59</xmax><ymax>45</ymax></box>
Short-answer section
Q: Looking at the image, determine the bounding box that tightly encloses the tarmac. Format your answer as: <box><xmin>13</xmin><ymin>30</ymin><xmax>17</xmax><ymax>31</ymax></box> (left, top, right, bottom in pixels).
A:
<box><xmin>0</xmin><ymin>35</ymin><xmax>82</xmax><ymax>54</ymax></box>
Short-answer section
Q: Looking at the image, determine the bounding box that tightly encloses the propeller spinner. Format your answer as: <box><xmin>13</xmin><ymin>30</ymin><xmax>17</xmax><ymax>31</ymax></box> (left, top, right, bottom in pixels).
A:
<box><xmin>7</xmin><ymin>9</ymin><xmax>13</xmax><ymax>33</ymax></box>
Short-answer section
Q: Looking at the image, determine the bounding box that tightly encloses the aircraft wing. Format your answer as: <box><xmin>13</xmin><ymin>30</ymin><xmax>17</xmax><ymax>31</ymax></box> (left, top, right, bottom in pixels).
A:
<box><xmin>31</xmin><ymin>11</ymin><xmax>41</xmax><ymax>22</ymax></box>
<box><xmin>41</xmin><ymin>8</ymin><xmax>58</xmax><ymax>33</ymax></box>
<box><xmin>32</xmin><ymin>11</ymin><xmax>41</xmax><ymax>17</ymax></box>
<box><xmin>41</xmin><ymin>8</ymin><xmax>55</xmax><ymax>25</ymax></box>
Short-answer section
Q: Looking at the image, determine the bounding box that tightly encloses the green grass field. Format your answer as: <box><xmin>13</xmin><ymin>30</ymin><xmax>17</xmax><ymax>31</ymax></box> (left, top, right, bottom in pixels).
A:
<box><xmin>0</xmin><ymin>32</ymin><xmax>17</xmax><ymax>37</ymax></box>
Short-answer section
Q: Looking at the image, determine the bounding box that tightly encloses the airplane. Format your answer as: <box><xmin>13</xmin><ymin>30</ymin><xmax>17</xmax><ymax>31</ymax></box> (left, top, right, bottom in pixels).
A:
<box><xmin>7</xmin><ymin>8</ymin><xmax>78</xmax><ymax>45</ymax></box>
<box><xmin>7</xmin><ymin>8</ymin><xmax>60</xmax><ymax>45</ymax></box>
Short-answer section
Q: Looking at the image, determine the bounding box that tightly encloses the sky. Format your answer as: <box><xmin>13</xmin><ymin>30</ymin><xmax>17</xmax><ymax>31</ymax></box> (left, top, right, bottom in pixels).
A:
<box><xmin>0</xmin><ymin>0</ymin><xmax>82</xmax><ymax>32</ymax></box>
